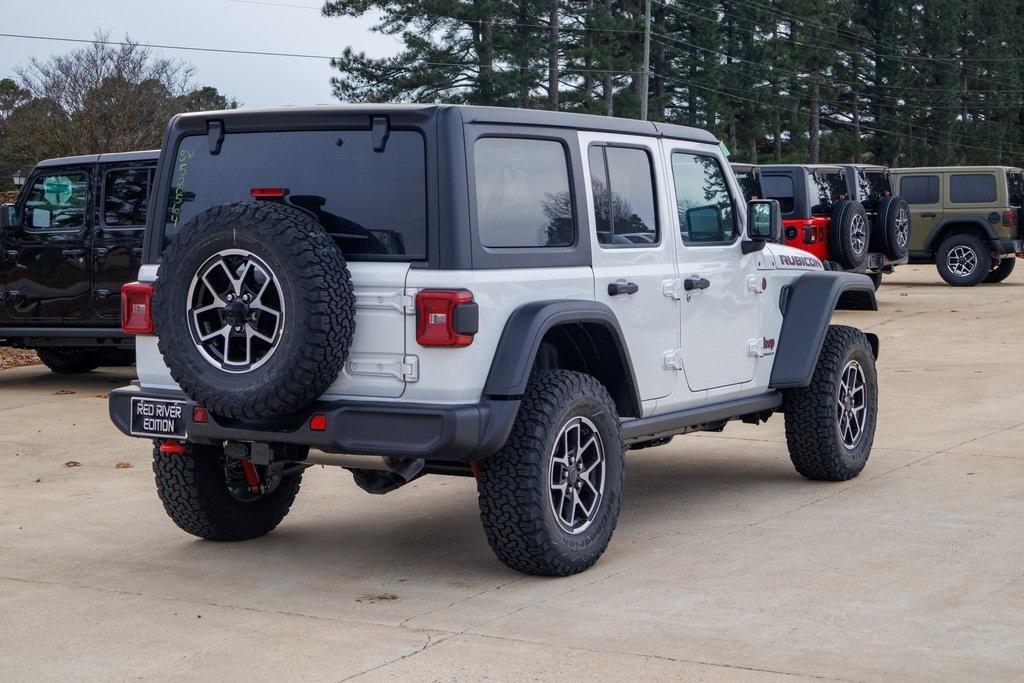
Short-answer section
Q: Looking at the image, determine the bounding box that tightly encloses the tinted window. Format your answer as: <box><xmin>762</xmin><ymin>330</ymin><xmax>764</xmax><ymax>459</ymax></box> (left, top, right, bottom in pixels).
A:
<box><xmin>900</xmin><ymin>175</ymin><xmax>939</xmax><ymax>204</ymax></box>
<box><xmin>475</xmin><ymin>137</ymin><xmax>573</xmax><ymax>248</ymax></box>
<box><xmin>166</xmin><ymin>130</ymin><xmax>427</xmax><ymax>259</ymax></box>
<box><xmin>1006</xmin><ymin>171</ymin><xmax>1024</xmax><ymax>207</ymax></box>
<box><xmin>735</xmin><ymin>171</ymin><xmax>762</xmax><ymax>201</ymax></box>
<box><xmin>589</xmin><ymin>146</ymin><xmax>658</xmax><ymax>246</ymax></box>
<box><xmin>672</xmin><ymin>153</ymin><xmax>737</xmax><ymax>244</ymax></box>
<box><xmin>950</xmin><ymin>174</ymin><xmax>997</xmax><ymax>204</ymax></box>
<box><xmin>761</xmin><ymin>175</ymin><xmax>795</xmax><ymax>213</ymax></box>
<box><xmin>104</xmin><ymin>168</ymin><xmax>150</xmax><ymax>227</ymax></box>
<box><xmin>865</xmin><ymin>171</ymin><xmax>891</xmax><ymax>199</ymax></box>
<box><xmin>809</xmin><ymin>171</ymin><xmax>848</xmax><ymax>214</ymax></box>
<box><xmin>23</xmin><ymin>172</ymin><xmax>88</xmax><ymax>231</ymax></box>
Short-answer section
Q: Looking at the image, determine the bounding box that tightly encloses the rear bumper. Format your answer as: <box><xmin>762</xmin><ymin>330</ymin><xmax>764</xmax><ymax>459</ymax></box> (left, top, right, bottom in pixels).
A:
<box><xmin>108</xmin><ymin>384</ymin><xmax>519</xmax><ymax>462</ymax></box>
<box><xmin>994</xmin><ymin>239</ymin><xmax>1024</xmax><ymax>255</ymax></box>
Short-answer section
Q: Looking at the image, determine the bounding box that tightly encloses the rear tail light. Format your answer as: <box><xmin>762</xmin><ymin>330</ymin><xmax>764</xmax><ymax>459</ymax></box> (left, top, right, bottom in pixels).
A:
<box><xmin>1002</xmin><ymin>210</ymin><xmax>1016</xmax><ymax>228</ymax></box>
<box><xmin>192</xmin><ymin>406</ymin><xmax>209</xmax><ymax>424</ymax></box>
<box><xmin>415</xmin><ymin>290</ymin><xmax>477</xmax><ymax>347</ymax></box>
<box><xmin>121</xmin><ymin>282</ymin><xmax>155</xmax><ymax>335</ymax></box>
<box><xmin>802</xmin><ymin>223</ymin><xmax>818</xmax><ymax>244</ymax></box>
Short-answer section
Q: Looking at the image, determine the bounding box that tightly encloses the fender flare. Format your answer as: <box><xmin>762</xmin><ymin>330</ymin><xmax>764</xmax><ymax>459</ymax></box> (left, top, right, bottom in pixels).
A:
<box><xmin>483</xmin><ymin>300</ymin><xmax>642</xmax><ymax>416</ymax></box>
<box><xmin>923</xmin><ymin>217</ymin><xmax>999</xmax><ymax>253</ymax></box>
<box><xmin>769</xmin><ymin>272</ymin><xmax>879</xmax><ymax>389</ymax></box>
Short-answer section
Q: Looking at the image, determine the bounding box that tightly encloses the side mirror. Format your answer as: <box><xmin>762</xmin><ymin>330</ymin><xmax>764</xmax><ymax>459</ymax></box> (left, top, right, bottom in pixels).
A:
<box><xmin>0</xmin><ymin>203</ymin><xmax>15</xmax><ymax>230</ymax></box>
<box><xmin>747</xmin><ymin>199</ymin><xmax>781</xmax><ymax>241</ymax></box>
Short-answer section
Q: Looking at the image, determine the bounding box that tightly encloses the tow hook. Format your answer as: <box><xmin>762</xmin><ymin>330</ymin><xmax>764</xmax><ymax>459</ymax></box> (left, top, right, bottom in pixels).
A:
<box><xmin>159</xmin><ymin>440</ymin><xmax>188</xmax><ymax>455</ymax></box>
<box><xmin>239</xmin><ymin>459</ymin><xmax>261</xmax><ymax>495</ymax></box>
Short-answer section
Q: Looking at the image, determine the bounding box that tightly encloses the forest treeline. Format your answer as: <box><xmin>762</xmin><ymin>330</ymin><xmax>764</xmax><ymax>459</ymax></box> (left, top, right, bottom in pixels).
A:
<box><xmin>324</xmin><ymin>0</ymin><xmax>1024</xmax><ymax>166</ymax></box>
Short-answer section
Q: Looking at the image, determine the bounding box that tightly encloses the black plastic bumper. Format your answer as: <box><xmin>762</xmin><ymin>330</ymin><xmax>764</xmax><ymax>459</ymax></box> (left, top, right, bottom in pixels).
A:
<box><xmin>108</xmin><ymin>384</ymin><xmax>520</xmax><ymax>462</ymax></box>
<box><xmin>994</xmin><ymin>239</ymin><xmax>1024</xmax><ymax>255</ymax></box>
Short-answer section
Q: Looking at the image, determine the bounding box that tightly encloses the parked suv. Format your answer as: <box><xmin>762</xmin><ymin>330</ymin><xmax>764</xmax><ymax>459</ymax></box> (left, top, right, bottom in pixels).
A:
<box><xmin>0</xmin><ymin>151</ymin><xmax>158</xmax><ymax>372</ymax></box>
<box><xmin>891</xmin><ymin>166</ymin><xmax>1024</xmax><ymax>286</ymax></box>
<box><xmin>757</xmin><ymin>164</ymin><xmax>910</xmax><ymax>287</ymax></box>
<box><xmin>108</xmin><ymin>105</ymin><xmax>879</xmax><ymax>576</ymax></box>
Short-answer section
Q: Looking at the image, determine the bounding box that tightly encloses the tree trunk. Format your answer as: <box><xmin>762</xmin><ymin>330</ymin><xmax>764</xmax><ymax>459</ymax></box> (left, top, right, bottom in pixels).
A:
<box><xmin>808</xmin><ymin>62</ymin><xmax>820</xmax><ymax>163</ymax></box>
<box><xmin>478</xmin><ymin>15</ymin><xmax>494</xmax><ymax>105</ymax></box>
<box><xmin>583</xmin><ymin>0</ymin><xmax>594</xmax><ymax>112</ymax></box>
<box><xmin>548</xmin><ymin>3</ymin><xmax>559</xmax><ymax>110</ymax></box>
<box><xmin>604</xmin><ymin>0</ymin><xmax>614</xmax><ymax>116</ymax></box>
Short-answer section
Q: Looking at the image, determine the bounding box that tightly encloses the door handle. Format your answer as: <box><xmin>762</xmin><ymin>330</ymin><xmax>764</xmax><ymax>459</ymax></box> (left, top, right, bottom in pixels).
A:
<box><xmin>684</xmin><ymin>277</ymin><xmax>711</xmax><ymax>291</ymax></box>
<box><xmin>6</xmin><ymin>290</ymin><xmax>24</xmax><ymax>303</ymax></box>
<box><xmin>95</xmin><ymin>288</ymin><xmax>112</xmax><ymax>300</ymax></box>
<box><xmin>920</xmin><ymin>212</ymin><xmax>936</xmax><ymax>218</ymax></box>
<box><xmin>61</xmin><ymin>248</ymin><xmax>87</xmax><ymax>258</ymax></box>
<box><xmin>2</xmin><ymin>249</ymin><xmax>16</xmax><ymax>263</ymax></box>
<box><xmin>93</xmin><ymin>247</ymin><xmax>110</xmax><ymax>259</ymax></box>
<box><xmin>130</xmin><ymin>247</ymin><xmax>143</xmax><ymax>258</ymax></box>
<box><xmin>607</xmin><ymin>280</ymin><xmax>639</xmax><ymax>296</ymax></box>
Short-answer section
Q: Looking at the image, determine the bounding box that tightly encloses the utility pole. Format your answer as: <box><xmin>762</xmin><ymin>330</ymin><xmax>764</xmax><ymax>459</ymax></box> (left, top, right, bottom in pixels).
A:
<box><xmin>640</xmin><ymin>0</ymin><xmax>652</xmax><ymax>120</ymax></box>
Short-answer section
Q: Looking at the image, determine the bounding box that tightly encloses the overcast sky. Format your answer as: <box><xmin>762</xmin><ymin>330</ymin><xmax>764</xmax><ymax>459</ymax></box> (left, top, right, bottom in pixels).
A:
<box><xmin>0</xmin><ymin>0</ymin><xmax>401</xmax><ymax>107</ymax></box>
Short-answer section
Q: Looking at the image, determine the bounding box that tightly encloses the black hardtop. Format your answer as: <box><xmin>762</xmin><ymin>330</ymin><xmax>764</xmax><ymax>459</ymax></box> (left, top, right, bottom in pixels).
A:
<box><xmin>35</xmin><ymin>150</ymin><xmax>160</xmax><ymax>168</ymax></box>
<box><xmin>758</xmin><ymin>163</ymin><xmax>846</xmax><ymax>176</ymax></box>
<box><xmin>168</xmin><ymin>103</ymin><xmax>719</xmax><ymax>144</ymax></box>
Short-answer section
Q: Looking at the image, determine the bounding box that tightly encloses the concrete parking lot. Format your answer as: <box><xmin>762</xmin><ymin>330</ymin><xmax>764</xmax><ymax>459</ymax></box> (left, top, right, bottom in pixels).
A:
<box><xmin>1</xmin><ymin>265</ymin><xmax>1022</xmax><ymax>681</ymax></box>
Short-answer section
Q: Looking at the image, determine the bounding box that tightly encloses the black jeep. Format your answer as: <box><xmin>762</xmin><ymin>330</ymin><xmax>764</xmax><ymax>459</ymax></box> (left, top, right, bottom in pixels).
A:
<box><xmin>0</xmin><ymin>151</ymin><xmax>158</xmax><ymax>373</ymax></box>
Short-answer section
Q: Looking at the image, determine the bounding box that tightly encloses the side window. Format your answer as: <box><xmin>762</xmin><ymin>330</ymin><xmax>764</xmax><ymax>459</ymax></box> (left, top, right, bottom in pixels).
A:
<box><xmin>104</xmin><ymin>168</ymin><xmax>151</xmax><ymax>228</ymax></box>
<box><xmin>474</xmin><ymin>137</ymin><xmax>574</xmax><ymax>248</ymax></box>
<box><xmin>899</xmin><ymin>175</ymin><xmax>939</xmax><ymax>204</ymax></box>
<box><xmin>22</xmin><ymin>172</ymin><xmax>88</xmax><ymax>231</ymax></box>
<box><xmin>950</xmin><ymin>174</ymin><xmax>997</xmax><ymax>204</ymax></box>
<box><xmin>1007</xmin><ymin>171</ymin><xmax>1024</xmax><ymax>207</ymax></box>
<box><xmin>761</xmin><ymin>175</ymin><xmax>795</xmax><ymax>214</ymax></box>
<box><xmin>671</xmin><ymin>152</ymin><xmax>737</xmax><ymax>244</ymax></box>
<box><xmin>809</xmin><ymin>171</ymin><xmax>848</xmax><ymax>214</ymax></box>
<box><xmin>588</xmin><ymin>145</ymin><xmax>658</xmax><ymax>246</ymax></box>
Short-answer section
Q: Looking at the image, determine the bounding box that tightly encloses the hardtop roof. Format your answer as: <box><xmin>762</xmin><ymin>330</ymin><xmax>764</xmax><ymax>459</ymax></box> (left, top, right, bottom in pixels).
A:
<box><xmin>170</xmin><ymin>103</ymin><xmax>720</xmax><ymax>145</ymax></box>
<box><xmin>36</xmin><ymin>149</ymin><xmax>160</xmax><ymax>168</ymax></box>
<box><xmin>892</xmin><ymin>165</ymin><xmax>1024</xmax><ymax>173</ymax></box>
<box><xmin>757</xmin><ymin>163</ymin><xmax>846</xmax><ymax>174</ymax></box>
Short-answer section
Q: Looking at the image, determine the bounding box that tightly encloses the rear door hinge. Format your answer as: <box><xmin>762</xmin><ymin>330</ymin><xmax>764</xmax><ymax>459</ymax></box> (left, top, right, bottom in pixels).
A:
<box><xmin>347</xmin><ymin>354</ymin><xmax>419</xmax><ymax>382</ymax></box>
<box><xmin>662</xmin><ymin>278</ymin><xmax>683</xmax><ymax>300</ymax></box>
<box><xmin>354</xmin><ymin>290</ymin><xmax>416</xmax><ymax>315</ymax></box>
<box><xmin>663</xmin><ymin>349</ymin><xmax>684</xmax><ymax>370</ymax></box>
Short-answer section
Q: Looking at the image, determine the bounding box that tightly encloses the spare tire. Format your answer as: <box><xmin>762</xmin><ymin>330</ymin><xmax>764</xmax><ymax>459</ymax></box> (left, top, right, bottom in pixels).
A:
<box><xmin>828</xmin><ymin>200</ymin><xmax>870</xmax><ymax>269</ymax></box>
<box><xmin>873</xmin><ymin>196</ymin><xmax>911</xmax><ymax>260</ymax></box>
<box><xmin>153</xmin><ymin>201</ymin><xmax>355</xmax><ymax>420</ymax></box>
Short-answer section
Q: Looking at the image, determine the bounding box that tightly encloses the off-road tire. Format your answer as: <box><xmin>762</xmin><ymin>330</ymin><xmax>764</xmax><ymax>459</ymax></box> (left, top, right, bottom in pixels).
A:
<box><xmin>152</xmin><ymin>442</ymin><xmax>302</xmax><ymax>541</ymax></box>
<box><xmin>783</xmin><ymin>325</ymin><xmax>878</xmax><ymax>481</ymax></box>
<box><xmin>873</xmin><ymin>196</ymin><xmax>911</xmax><ymax>260</ymax></box>
<box><xmin>37</xmin><ymin>348</ymin><xmax>99</xmax><ymax>374</ymax></box>
<box><xmin>476</xmin><ymin>370</ymin><xmax>625</xmax><ymax>576</ymax></box>
<box><xmin>935</xmin><ymin>232</ymin><xmax>991</xmax><ymax>287</ymax></box>
<box><xmin>828</xmin><ymin>200</ymin><xmax>870</xmax><ymax>269</ymax></box>
<box><xmin>984</xmin><ymin>257</ymin><xmax>1016</xmax><ymax>283</ymax></box>
<box><xmin>154</xmin><ymin>201</ymin><xmax>355</xmax><ymax>420</ymax></box>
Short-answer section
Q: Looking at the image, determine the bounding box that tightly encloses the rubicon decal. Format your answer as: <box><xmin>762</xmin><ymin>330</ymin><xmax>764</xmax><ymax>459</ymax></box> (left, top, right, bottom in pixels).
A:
<box><xmin>778</xmin><ymin>254</ymin><xmax>822</xmax><ymax>269</ymax></box>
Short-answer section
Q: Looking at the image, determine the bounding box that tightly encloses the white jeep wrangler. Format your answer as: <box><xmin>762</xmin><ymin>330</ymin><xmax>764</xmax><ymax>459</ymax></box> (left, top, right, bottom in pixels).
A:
<box><xmin>110</xmin><ymin>105</ymin><xmax>880</xmax><ymax>576</ymax></box>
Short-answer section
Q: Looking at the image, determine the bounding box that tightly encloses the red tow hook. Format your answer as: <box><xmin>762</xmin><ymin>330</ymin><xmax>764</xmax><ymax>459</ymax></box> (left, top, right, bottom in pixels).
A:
<box><xmin>159</xmin><ymin>440</ymin><xmax>188</xmax><ymax>455</ymax></box>
<box><xmin>240</xmin><ymin>459</ymin><xmax>261</xmax><ymax>495</ymax></box>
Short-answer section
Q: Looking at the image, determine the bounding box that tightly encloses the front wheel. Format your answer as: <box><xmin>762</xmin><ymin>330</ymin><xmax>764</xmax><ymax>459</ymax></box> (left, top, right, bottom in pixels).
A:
<box><xmin>783</xmin><ymin>325</ymin><xmax>878</xmax><ymax>481</ymax></box>
<box><xmin>37</xmin><ymin>348</ymin><xmax>99</xmax><ymax>375</ymax></box>
<box><xmin>152</xmin><ymin>442</ymin><xmax>303</xmax><ymax>541</ymax></box>
<box><xmin>983</xmin><ymin>257</ymin><xmax>1016</xmax><ymax>284</ymax></box>
<box><xmin>476</xmin><ymin>370</ymin><xmax>624</xmax><ymax>576</ymax></box>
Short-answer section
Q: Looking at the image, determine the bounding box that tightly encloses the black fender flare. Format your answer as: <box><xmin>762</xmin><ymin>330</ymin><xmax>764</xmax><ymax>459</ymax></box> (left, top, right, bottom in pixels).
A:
<box><xmin>923</xmin><ymin>217</ymin><xmax>999</xmax><ymax>253</ymax></box>
<box><xmin>483</xmin><ymin>300</ymin><xmax>642</xmax><ymax>416</ymax></box>
<box><xmin>770</xmin><ymin>272</ymin><xmax>879</xmax><ymax>389</ymax></box>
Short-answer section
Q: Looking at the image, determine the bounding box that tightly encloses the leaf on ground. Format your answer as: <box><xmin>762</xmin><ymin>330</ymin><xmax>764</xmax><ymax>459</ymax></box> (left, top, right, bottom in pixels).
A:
<box><xmin>96</xmin><ymin>393</ymin><xmax>109</xmax><ymax>399</ymax></box>
<box><xmin>356</xmin><ymin>593</ymin><xmax>399</xmax><ymax>604</ymax></box>
<box><xmin>64</xmin><ymin>461</ymin><xmax>81</xmax><ymax>467</ymax></box>
<box><xmin>54</xmin><ymin>390</ymin><xmax>76</xmax><ymax>396</ymax></box>
<box><xmin>115</xmin><ymin>461</ymin><xmax>133</xmax><ymax>469</ymax></box>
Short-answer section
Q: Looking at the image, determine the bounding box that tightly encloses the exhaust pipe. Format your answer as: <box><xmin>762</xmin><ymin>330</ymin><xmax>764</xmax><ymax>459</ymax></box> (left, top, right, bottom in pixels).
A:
<box><xmin>303</xmin><ymin>451</ymin><xmax>394</xmax><ymax>470</ymax></box>
<box><xmin>304</xmin><ymin>450</ymin><xmax>426</xmax><ymax>495</ymax></box>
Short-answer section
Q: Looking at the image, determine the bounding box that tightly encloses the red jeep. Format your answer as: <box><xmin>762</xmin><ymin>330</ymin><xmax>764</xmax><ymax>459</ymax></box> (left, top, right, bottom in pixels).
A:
<box><xmin>746</xmin><ymin>164</ymin><xmax>910</xmax><ymax>288</ymax></box>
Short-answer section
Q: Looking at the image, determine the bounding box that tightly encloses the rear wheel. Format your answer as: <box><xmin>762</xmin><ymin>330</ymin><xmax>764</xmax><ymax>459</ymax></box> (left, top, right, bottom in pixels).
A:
<box><xmin>783</xmin><ymin>325</ymin><xmax>878</xmax><ymax>481</ymax></box>
<box><xmin>476</xmin><ymin>370</ymin><xmax>624</xmax><ymax>576</ymax></box>
<box><xmin>983</xmin><ymin>257</ymin><xmax>1016</xmax><ymax>284</ymax></box>
<box><xmin>37</xmin><ymin>348</ymin><xmax>99</xmax><ymax>375</ymax></box>
<box><xmin>936</xmin><ymin>232</ymin><xmax>991</xmax><ymax>287</ymax></box>
<box><xmin>152</xmin><ymin>441</ymin><xmax>303</xmax><ymax>541</ymax></box>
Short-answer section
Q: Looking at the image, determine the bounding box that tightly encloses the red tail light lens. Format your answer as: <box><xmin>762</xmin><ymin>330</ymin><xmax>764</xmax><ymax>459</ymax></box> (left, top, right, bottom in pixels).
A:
<box><xmin>416</xmin><ymin>289</ymin><xmax>476</xmax><ymax>347</ymax></box>
<box><xmin>192</xmin><ymin>406</ymin><xmax>209</xmax><ymax>424</ymax></box>
<box><xmin>1002</xmin><ymin>211</ymin><xmax>1016</xmax><ymax>228</ymax></box>
<box><xmin>121</xmin><ymin>282</ymin><xmax>155</xmax><ymax>335</ymax></box>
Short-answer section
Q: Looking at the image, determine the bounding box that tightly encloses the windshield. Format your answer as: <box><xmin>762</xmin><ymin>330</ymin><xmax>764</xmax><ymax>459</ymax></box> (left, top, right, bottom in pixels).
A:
<box><xmin>1007</xmin><ymin>171</ymin><xmax>1024</xmax><ymax>207</ymax></box>
<box><xmin>164</xmin><ymin>129</ymin><xmax>427</xmax><ymax>259</ymax></box>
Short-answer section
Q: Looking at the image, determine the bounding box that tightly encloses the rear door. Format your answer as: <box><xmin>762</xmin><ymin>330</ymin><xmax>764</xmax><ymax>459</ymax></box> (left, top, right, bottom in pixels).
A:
<box><xmin>161</xmin><ymin>128</ymin><xmax>425</xmax><ymax>398</ymax></box>
<box><xmin>5</xmin><ymin>167</ymin><xmax>93</xmax><ymax>323</ymax></box>
<box><xmin>94</xmin><ymin>163</ymin><xmax>153</xmax><ymax>320</ymax></box>
<box><xmin>580</xmin><ymin>132</ymin><xmax>679</xmax><ymax>402</ymax></box>
<box><xmin>897</xmin><ymin>173</ymin><xmax>941</xmax><ymax>251</ymax></box>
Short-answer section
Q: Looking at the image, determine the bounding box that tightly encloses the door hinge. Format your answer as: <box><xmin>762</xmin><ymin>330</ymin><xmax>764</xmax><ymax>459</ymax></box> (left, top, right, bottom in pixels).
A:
<box><xmin>347</xmin><ymin>354</ymin><xmax>419</xmax><ymax>382</ymax></box>
<box><xmin>747</xmin><ymin>274</ymin><xmax>767</xmax><ymax>294</ymax></box>
<box><xmin>354</xmin><ymin>290</ymin><xmax>416</xmax><ymax>315</ymax></box>
<box><xmin>663</xmin><ymin>349</ymin><xmax>684</xmax><ymax>371</ymax></box>
<box><xmin>662</xmin><ymin>278</ymin><xmax>683</xmax><ymax>300</ymax></box>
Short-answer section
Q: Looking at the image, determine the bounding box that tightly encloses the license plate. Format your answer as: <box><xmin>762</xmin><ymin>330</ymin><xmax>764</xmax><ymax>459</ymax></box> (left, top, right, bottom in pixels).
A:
<box><xmin>130</xmin><ymin>397</ymin><xmax>187</xmax><ymax>439</ymax></box>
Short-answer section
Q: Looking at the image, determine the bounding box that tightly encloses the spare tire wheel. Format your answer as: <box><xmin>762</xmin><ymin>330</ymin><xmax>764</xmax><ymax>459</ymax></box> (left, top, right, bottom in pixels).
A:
<box><xmin>153</xmin><ymin>201</ymin><xmax>355</xmax><ymax>420</ymax></box>
<box><xmin>874</xmin><ymin>196</ymin><xmax>911</xmax><ymax>260</ymax></box>
<box><xmin>828</xmin><ymin>200</ymin><xmax>870</xmax><ymax>269</ymax></box>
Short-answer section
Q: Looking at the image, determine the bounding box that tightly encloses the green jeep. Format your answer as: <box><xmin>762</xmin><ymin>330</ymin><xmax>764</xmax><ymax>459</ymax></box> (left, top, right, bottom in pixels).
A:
<box><xmin>891</xmin><ymin>166</ymin><xmax>1024</xmax><ymax>286</ymax></box>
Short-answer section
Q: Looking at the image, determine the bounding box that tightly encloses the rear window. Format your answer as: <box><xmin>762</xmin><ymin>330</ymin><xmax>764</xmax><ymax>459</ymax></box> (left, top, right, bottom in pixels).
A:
<box><xmin>761</xmin><ymin>175</ymin><xmax>795</xmax><ymax>214</ymax></box>
<box><xmin>809</xmin><ymin>171</ymin><xmax>848</xmax><ymax>214</ymax></box>
<box><xmin>1007</xmin><ymin>171</ymin><xmax>1024</xmax><ymax>207</ymax></box>
<box><xmin>950</xmin><ymin>174</ymin><xmax>997</xmax><ymax>204</ymax></box>
<box><xmin>862</xmin><ymin>171</ymin><xmax>891</xmax><ymax>201</ymax></box>
<box><xmin>900</xmin><ymin>175</ymin><xmax>939</xmax><ymax>204</ymax></box>
<box><xmin>734</xmin><ymin>171</ymin><xmax>762</xmax><ymax>201</ymax></box>
<box><xmin>474</xmin><ymin>137</ymin><xmax>574</xmax><ymax>248</ymax></box>
<box><xmin>165</xmin><ymin>130</ymin><xmax>427</xmax><ymax>259</ymax></box>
